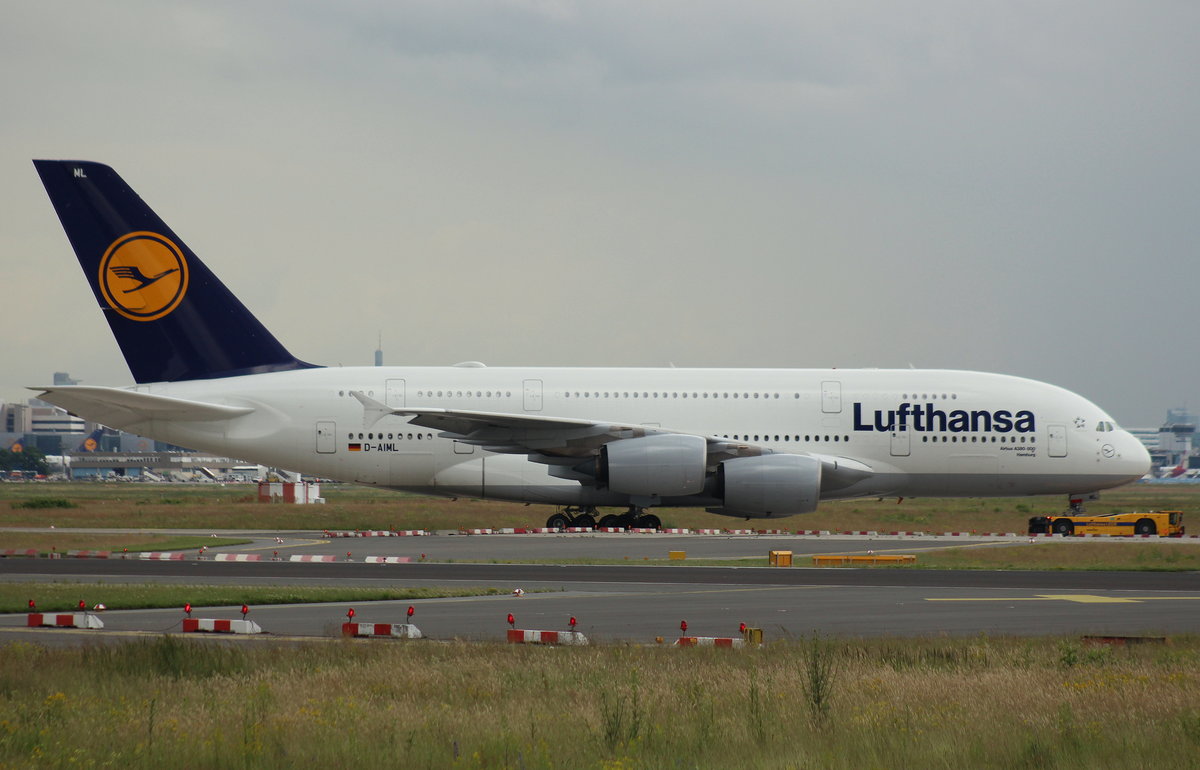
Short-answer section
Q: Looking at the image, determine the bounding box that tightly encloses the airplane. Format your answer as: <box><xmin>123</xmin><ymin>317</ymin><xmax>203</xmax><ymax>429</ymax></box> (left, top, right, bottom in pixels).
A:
<box><xmin>31</xmin><ymin>160</ymin><xmax>1151</xmax><ymax>530</ymax></box>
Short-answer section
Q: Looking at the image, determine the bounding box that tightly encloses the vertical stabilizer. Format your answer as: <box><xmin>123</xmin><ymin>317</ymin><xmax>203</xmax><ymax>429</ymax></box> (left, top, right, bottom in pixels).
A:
<box><xmin>34</xmin><ymin>160</ymin><xmax>315</xmax><ymax>383</ymax></box>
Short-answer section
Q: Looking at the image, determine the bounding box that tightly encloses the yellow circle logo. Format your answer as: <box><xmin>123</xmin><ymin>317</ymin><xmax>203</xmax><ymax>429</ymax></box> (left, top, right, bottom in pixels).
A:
<box><xmin>83</xmin><ymin>438</ymin><xmax>98</xmax><ymax>451</ymax></box>
<box><xmin>99</xmin><ymin>232</ymin><xmax>189</xmax><ymax>322</ymax></box>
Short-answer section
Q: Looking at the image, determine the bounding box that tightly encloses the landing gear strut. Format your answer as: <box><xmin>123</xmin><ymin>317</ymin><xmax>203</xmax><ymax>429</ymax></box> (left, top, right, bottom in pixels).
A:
<box><xmin>545</xmin><ymin>506</ymin><xmax>598</xmax><ymax>530</ymax></box>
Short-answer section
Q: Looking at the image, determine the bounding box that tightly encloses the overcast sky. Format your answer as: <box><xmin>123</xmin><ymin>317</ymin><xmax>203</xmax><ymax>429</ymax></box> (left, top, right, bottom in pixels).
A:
<box><xmin>2</xmin><ymin>2</ymin><xmax>1196</xmax><ymax>427</ymax></box>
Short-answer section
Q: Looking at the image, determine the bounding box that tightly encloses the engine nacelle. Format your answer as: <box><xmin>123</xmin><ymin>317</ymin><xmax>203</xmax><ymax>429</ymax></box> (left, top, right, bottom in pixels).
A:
<box><xmin>717</xmin><ymin>454</ymin><xmax>821</xmax><ymax>517</ymax></box>
<box><xmin>599</xmin><ymin>434</ymin><xmax>708</xmax><ymax>498</ymax></box>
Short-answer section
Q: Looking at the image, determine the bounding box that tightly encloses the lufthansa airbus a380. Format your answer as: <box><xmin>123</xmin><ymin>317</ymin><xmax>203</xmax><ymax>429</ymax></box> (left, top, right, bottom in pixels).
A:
<box><xmin>31</xmin><ymin>160</ymin><xmax>1150</xmax><ymax>530</ymax></box>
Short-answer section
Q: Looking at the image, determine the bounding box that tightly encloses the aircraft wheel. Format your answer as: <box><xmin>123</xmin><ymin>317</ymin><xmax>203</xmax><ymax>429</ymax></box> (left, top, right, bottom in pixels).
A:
<box><xmin>1134</xmin><ymin>519</ymin><xmax>1156</xmax><ymax>535</ymax></box>
<box><xmin>1052</xmin><ymin>520</ymin><xmax>1074</xmax><ymax>536</ymax></box>
<box><xmin>574</xmin><ymin>514</ymin><xmax>596</xmax><ymax>529</ymax></box>
<box><xmin>546</xmin><ymin>513</ymin><xmax>571</xmax><ymax>530</ymax></box>
<box><xmin>637</xmin><ymin>513</ymin><xmax>661</xmax><ymax>530</ymax></box>
<box><xmin>599</xmin><ymin>514</ymin><xmax>622</xmax><ymax>529</ymax></box>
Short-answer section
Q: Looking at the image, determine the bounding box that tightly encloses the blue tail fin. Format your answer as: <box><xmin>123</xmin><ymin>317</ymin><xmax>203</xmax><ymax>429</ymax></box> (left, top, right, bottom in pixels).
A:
<box><xmin>34</xmin><ymin>160</ymin><xmax>316</xmax><ymax>383</ymax></box>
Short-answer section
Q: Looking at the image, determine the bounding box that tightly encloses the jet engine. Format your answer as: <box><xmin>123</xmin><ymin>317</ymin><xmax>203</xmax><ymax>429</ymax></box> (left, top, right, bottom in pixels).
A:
<box><xmin>715</xmin><ymin>454</ymin><xmax>821</xmax><ymax>517</ymax></box>
<box><xmin>598</xmin><ymin>434</ymin><xmax>708</xmax><ymax>498</ymax></box>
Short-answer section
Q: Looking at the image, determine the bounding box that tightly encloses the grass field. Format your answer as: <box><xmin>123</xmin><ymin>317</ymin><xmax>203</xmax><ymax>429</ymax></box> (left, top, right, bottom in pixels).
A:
<box><xmin>0</xmin><ymin>583</ymin><xmax>508</xmax><ymax>614</ymax></box>
<box><xmin>0</xmin><ymin>533</ymin><xmax>250</xmax><ymax>554</ymax></box>
<box><xmin>0</xmin><ymin>634</ymin><xmax>1197</xmax><ymax>768</ymax></box>
<box><xmin>2</xmin><ymin>481</ymin><xmax>1196</xmax><ymax>533</ymax></box>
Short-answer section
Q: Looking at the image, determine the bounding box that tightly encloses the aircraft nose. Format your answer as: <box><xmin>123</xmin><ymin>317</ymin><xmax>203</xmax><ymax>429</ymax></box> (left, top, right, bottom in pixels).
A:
<box><xmin>1120</xmin><ymin>431</ymin><xmax>1152</xmax><ymax>480</ymax></box>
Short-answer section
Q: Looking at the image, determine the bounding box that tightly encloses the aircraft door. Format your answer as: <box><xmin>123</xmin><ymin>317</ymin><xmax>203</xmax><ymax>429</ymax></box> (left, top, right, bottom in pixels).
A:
<box><xmin>315</xmin><ymin>421</ymin><xmax>336</xmax><ymax>454</ymax></box>
<box><xmin>821</xmin><ymin>381</ymin><xmax>842</xmax><ymax>413</ymax></box>
<box><xmin>523</xmin><ymin>379</ymin><xmax>543</xmax><ymax>411</ymax></box>
<box><xmin>890</xmin><ymin>427</ymin><xmax>910</xmax><ymax>457</ymax></box>
<box><xmin>385</xmin><ymin>379</ymin><xmax>406</xmax><ymax>407</ymax></box>
<box><xmin>1048</xmin><ymin>424</ymin><xmax>1067</xmax><ymax>457</ymax></box>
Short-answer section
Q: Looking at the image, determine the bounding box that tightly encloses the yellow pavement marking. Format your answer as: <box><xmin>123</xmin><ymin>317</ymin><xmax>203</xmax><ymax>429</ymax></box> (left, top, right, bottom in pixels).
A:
<box><xmin>237</xmin><ymin>539</ymin><xmax>329</xmax><ymax>552</ymax></box>
<box><xmin>814</xmin><ymin>541</ymin><xmax>1010</xmax><ymax>557</ymax></box>
<box><xmin>928</xmin><ymin>594</ymin><xmax>1200</xmax><ymax>604</ymax></box>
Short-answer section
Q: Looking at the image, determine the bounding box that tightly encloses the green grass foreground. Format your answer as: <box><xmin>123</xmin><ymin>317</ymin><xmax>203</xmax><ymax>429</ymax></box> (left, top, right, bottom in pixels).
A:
<box><xmin>2</xmin><ymin>481</ymin><xmax>1195</xmax><ymax>533</ymax></box>
<box><xmin>0</xmin><ymin>584</ymin><xmax>506</xmax><ymax>614</ymax></box>
<box><xmin>909</xmin><ymin>541</ymin><xmax>1200</xmax><ymax>571</ymax></box>
<box><xmin>0</xmin><ymin>534</ymin><xmax>250</xmax><ymax>554</ymax></box>
<box><xmin>0</xmin><ymin>635</ymin><xmax>1197</xmax><ymax>768</ymax></box>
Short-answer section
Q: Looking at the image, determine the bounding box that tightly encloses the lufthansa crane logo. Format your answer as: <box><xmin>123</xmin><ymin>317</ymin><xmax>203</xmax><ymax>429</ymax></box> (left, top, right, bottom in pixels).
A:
<box><xmin>98</xmin><ymin>232</ymin><xmax>189</xmax><ymax>322</ymax></box>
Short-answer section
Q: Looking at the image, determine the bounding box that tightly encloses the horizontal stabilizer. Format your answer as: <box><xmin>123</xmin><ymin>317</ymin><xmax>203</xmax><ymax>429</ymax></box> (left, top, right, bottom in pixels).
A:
<box><xmin>31</xmin><ymin>386</ymin><xmax>253</xmax><ymax>430</ymax></box>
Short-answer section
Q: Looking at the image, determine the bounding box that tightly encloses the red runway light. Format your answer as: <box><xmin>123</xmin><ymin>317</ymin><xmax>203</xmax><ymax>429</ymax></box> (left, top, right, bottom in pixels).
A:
<box><xmin>28</xmin><ymin>600</ymin><xmax>35</xmax><ymax>610</ymax></box>
<box><xmin>407</xmin><ymin>606</ymin><xmax>415</xmax><ymax>619</ymax></box>
<box><xmin>507</xmin><ymin>613</ymin><xmax>515</xmax><ymax>628</ymax></box>
<box><xmin>569</xmin><ymin>616</ymin><xmax>577</xmax><ymax>630</ymax></box>
<box><xmin>184</xmin><ymin>602</ymin><xmax>192</xmax><ymax>617</ymax></box>
<box><xmin>241</xmin><ymin>604</ymin><xmax>249</xmax><ymax>618</ymax></box>
<box><xmin>680</xmin><ymin>620</ymin><xmax>688</xmax><ymax>633</ymax></box>
<box><xmin>347</xmin><ymin>608</ymin><xmax>355</xmax><ymax>620</ymax></box>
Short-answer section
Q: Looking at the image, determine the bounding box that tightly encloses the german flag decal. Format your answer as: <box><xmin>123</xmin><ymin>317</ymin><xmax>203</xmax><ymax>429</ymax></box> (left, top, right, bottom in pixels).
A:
<box><xmin>348</xmin><ymin>443</ymin><xmax>362</xmax><ymax>452</ymax></box>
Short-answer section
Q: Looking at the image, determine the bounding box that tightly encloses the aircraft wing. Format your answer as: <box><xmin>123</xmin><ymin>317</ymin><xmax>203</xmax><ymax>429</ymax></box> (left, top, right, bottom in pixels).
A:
<box><xmin>350</xmin><ymin>391</ymin><xmax>872</xmax><ymax>485</ymax></box>
<box><xmin>31</xmin><ymin>386</ymin><xmax>254</xmax><ymax>430</ymax></box>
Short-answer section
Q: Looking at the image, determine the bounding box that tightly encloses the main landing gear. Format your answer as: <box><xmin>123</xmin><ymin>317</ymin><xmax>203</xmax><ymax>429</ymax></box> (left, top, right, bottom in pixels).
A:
<box><xmin>545</xmin><ymin>506</ymin><xmax>598</xmax><ymax>530</ymax></box>
<box><xmin>544</xmin><ymin>506</ymin><xmax>662</xmax><ymax>531</ymax></box>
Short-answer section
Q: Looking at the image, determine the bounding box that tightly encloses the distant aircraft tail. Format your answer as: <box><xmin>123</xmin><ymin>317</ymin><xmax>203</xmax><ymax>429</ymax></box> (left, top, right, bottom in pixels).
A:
<box><xmin>75</xmin><ymin>427</ymin><xmax>106</xmax><ymax>453</ymax></box>
<box><xmin>33</xmin><ymin>160</ymin><xmax>315</xmax><ymax>383</ymax></box>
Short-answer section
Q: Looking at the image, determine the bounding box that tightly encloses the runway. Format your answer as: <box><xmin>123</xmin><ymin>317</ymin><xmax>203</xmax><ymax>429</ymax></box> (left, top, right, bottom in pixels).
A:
<box><xmin>1</xmin><ymin>531</ymin><xmax>1198</xmax><ymax>644</ymax></box>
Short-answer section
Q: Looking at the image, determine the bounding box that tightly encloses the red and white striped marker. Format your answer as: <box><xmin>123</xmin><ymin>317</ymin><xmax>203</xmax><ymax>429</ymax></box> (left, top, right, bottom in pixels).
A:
<box><xmin>27</xmin><ymin>613</ymin><xmax>104</xmax><ymax>629</ymax></box>
<box><xmin>289</xmin><ymin>555</ymin><xmax>337</xmax><ymax>562</ymax></box>
<box><xmin>363</xmin><ymin>556</ymin><xmax>412</xmax><ymax>564</ymax></box>
<box><xmin>342</xmin><ymin>622</ymin><xmax>423</xmax><ymax>639</ymax></box>
<box><xmin>182</xmin><ymin>618</ymin><xmax>262</xmax><ymax>634</ymax></box>
<box><xmin>214</xmin><ymin>553</ymin><xmax>262</xmax><ymax>562</ymax></box>
<box><xmin>506</xmin><ymin>629</ymin><xmax>589</xmax><ymax>646</ymax></box>
<box><xmin>674</xmin><ymin>636</ymin><xmax>744</xmax><ymax>648</ymax></box>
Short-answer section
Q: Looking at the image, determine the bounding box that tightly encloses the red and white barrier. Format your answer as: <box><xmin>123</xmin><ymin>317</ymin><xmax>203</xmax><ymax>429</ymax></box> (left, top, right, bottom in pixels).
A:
<box><xmin>461</xmin><ymin>528</ymin><xmax>493</xmax><ymax>535</ymax></box>
<box><xmin>661</xmin><ymin>528</ymin><xmax>690</xmax><ymax>534</ymax></box>
<box><xmin>756</xmin><ymin>529</ymin><xmax>788</xmax><ymax>535</ymax></box>
<box><xmin>1</xmin><ymin>549</ymin><xmax>38</xmax><ymax>558</ymax></box>
<box><xmin>66</xmin><ymin>550</ymin><xmax>111</xmax><ymax>558</ymax></box>
<box><xmin>182</xmin><ymin>618</ymin><xmax>263</xmax><ymax>634</ymax></box>
<box><xmin>363</xmin><ymin>556</ymin><xmax>412</xmax><ymax>564</ymax></box>
<box><xmin>673</xmin><ymin>636</ymin><xmax>744</xmax><ymax>648</ymax></box>
<box><xmin>27</xmin><ymin>613</ymin><xmax>104</xmax><ymax>629</ymax></box>
<box><xmin>257</xmin><ymin>481</ymin><xmax>321</xmax><ymax>504</ymax></box>
<box><xmin>214</xmin><ymin>553</ymin><xmax>262</xmax><ymax>562</ymax></box>
<box><xmin>342</xmin><ymin>622</ymin><xmax>423</xmax><ymax>639</ymax></box>
<box><xmin>139</xmin><ymin>552</ymin><xmax>185</xmax><ymax>560</ymax></box>
<box><xmin>289</xmin><ymin>554</ymin><xmax>337</xmax><ymax>562</ymax></box>
<box><xmin>506</xmin><ymin>629</ymin><xmax>589</xmax><ymax>646</ymax></box>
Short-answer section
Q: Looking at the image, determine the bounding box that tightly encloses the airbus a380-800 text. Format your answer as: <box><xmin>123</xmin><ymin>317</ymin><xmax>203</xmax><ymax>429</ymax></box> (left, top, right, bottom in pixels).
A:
<box><xmin>31</xmin><ymin>160</ymin><xmax>1149</xmax><ymax>530</ymax></box>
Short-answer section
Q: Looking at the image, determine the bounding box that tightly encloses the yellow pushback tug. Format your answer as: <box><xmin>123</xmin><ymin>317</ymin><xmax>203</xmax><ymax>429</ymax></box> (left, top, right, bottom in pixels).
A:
<box><xmin>1027</xmin><ymin>510</ymin><xmax>1184</xmax><ymax>537</ymax></box>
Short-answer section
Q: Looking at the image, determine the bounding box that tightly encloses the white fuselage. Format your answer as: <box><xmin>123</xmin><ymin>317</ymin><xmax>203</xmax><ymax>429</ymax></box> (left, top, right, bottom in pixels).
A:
<box><xmin>112</xmin><ymin>365</ymin><xmax>1149</xmax><ymax>516</ymax></box>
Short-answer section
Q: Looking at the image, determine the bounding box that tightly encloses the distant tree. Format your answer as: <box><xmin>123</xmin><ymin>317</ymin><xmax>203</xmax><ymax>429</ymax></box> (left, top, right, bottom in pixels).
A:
<box><xmin>0</xmin><ymin>447</ymin><xmax>49</xmax><ymax>476</ymax></box>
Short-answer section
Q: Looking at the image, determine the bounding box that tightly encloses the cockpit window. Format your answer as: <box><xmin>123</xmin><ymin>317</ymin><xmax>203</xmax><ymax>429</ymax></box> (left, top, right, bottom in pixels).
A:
<box><xmin>1095</xmin><ymin>421</ymin><xmax>1116</xmax><ymax>432</ymax></box>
